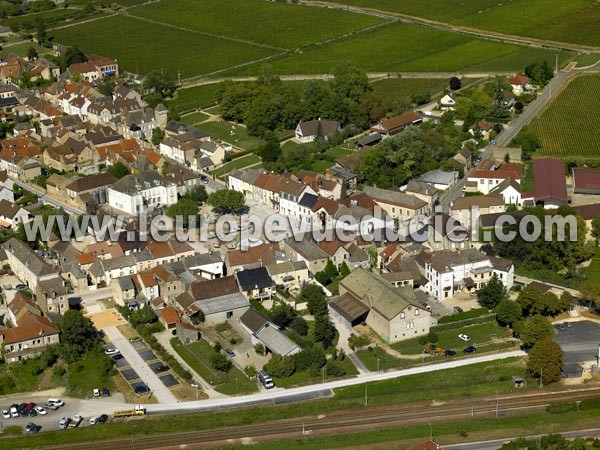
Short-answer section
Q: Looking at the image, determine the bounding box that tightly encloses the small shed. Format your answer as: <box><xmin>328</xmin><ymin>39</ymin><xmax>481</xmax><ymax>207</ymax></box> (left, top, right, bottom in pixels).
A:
<box><xmin>511</xmin><ymin>376</ymin><xmax>526</xmax><ymax>388</ymax></box>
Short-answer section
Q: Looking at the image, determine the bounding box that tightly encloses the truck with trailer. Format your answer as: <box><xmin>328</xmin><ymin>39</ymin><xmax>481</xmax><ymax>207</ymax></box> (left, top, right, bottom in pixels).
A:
<box><xmin>113</xmin><ymin>405</ymin><xmax>146</xmax><ymax>418</ymax></box>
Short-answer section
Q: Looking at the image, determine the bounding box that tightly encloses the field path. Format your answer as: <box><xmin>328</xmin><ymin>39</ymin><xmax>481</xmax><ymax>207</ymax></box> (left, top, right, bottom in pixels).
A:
<box><xmin>300</xmin><ymin>0</ymin><xmax>600</xmax><ymax>54</ymax></box>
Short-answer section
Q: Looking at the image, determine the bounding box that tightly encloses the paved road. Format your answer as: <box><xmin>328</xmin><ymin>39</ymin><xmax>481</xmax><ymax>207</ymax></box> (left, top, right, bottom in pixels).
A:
<box><xmin>445</xmin><ymin>428</ymin><xmax>600</xmax><ymax>450</ymax></box>
<box><xmin>103</xmin><ymin>326</ymin><xmax>177</xmax><ymax>404</ymax></box>
<box><xmin>141</xmin><ymin>350</ymin><xmax>524</xmax><ymax>413</ymax></box>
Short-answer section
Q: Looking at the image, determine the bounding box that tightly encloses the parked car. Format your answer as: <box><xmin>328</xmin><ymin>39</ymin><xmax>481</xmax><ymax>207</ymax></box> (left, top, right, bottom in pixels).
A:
<box><xmin>444</xmin><ymin>349</ymin><xmax>456</xmax><ymax>357</ymax></box>
<box><xmin>257</xmin><ymin>370</ymin><xmax>275</xmax><ymax>389</ymax></box>
<box><xmin>458</xmin><ymin>334</ymin><xmax>471</xmax><ymax>342</ymax></box>
<box><xmin>28</xmin><ymin>408</ymin><xmax>37</xmax><ymax>417</ymax></box>
<box><xmin>89</xmin><ymin>416</ymin><xmax>99</xmax><ymax>425</ymax></box>
<box><xmin>47</xmin><ymin>398</ymin><xmax>65</xmax><ymax>407</ymax></box>
<box><xmin>463</xmin><ymin>345</ymin><xmax>477</xmax><ymax>354</ymax></box>
<box><xmin>134</xmin><ymin>384</ymin><xmax>149</xmax><ymax>394</ymax></box>
<box><xmin>557</xmin><ymin>324</ymin><xmax>567</xmax><ymax>331</ymax></box>
<box><xmin>44</xmin><ymin>402</ymin><xmax>59</xmax><ymax>411</ymax></box>
<box><xmin>1</xmin><ymin>409</ymin><xmax>10</xmax><ymax>419</ymax></box>
<box><xmin>469</xmin><ymin>292</ymin><xmax>479</xmax><ymax>298</ymax></box>
<box><xmin>98</xmin><ymin>414</ymin><xmax>109</xmax><ymax>424</ymax></box>
<box><xmin>102</xmin><ymin>387</ymin><xmax>110</xmax><ymax>397</ymax></box>
<box><xmin>59</xmin><ymin>417</ymin><xmax>71</xmax><ymax>430</ymax></box>
<box><xmin>34</xmin><ymin>406</ymin><xmax>47</xmax><ymax>415</ymax></box>
<box><xmin>9</xmin><ymin>405</ymin><xmax>19</xmax><ymax>418</ymax></box>
<box><xmin>421</xmin><ymin>302</ymin><xmax>431</xmax><ymax>311</ymax></box>
<box><xmin>93</xmin><ymin>388</ymin><xmax>100</xmax><ymax>398</ymax></box>
<box><xmin>112</xmin><ymin>354</ymin><xmax>124</xmax><ymax>361</ymax></box>
<box><xmin>453</xmin><ymin>306</ymin><xmax>464</xmax><ymax>314</ymax></box>
<box><xmin>225</xmin><ymin>349</ymin><xmax>235</xmax><ymax>358</ymax></box>
<box><xmin>567</xmin><ymin>322</ymin><xmax>573</xmax><ymax>328</ymax></box>
<box><xmin>25</xmin><ymin>422</ymin><xmax>38</xmax><ymax>433</ymax></box>
<box><xmin>15</xmin><ymin>284</ymin><xmax>27</xmax><ymax>291</ymax></box>
<box><xmin>104</xmin><ymin>347</ymin><xmax>119</xmax><ymax>356</ymax></box>
<box><xmin>69</xmin><ymin>415</ymin><xmax>83</xmax><ymax>428</ymax></box>
<box><xmin>18</xmin><ymin>403</ymin><xmax>28</xmax><ymax>416</ymax></box>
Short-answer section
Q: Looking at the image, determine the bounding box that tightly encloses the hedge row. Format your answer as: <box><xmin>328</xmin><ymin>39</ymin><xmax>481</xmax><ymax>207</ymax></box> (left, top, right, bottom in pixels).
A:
<box><xmin>579</xmin><ymin>397</ymin><xmax>600</xmax><ymax>410</ymax></box>
<box><xmin>546</xmin><ymin>402</ymin><xmax>578</xmax><ymax>414</ymax></box>
<box><xmin>433</xmin><ymin>313</ymin><xmax>495</xmax><ymax>332</ymax></box>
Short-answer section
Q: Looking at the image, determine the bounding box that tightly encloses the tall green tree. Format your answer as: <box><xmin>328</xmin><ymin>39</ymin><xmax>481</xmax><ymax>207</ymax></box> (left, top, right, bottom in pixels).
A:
<box><xmin>514</xmin><ymin>314</ymin><xmax>553</xmax><ymax>347</ymax></box>
<box><xmin>107</xmin><ymin>162</ymin><xmax>129</xmax><ymax>178</ymax></box>
<box><xmin>166</xmin><ymin>198</ymin><xmax>198</xmax><ymax>227</ymax></box>
<box><xmin>59</xmin><ymin>310</ymin><xmax>104</xmax><ymax>363</ymax></box>
<box><xmin>477</xmin><ymin>274</ymin><xmax>506</xmax><ymax>309</ymax></box>
<box><xmin>495</xmin><ymin>299</ymin><xmax>522</xmax><ymax>326</ymax></box>
<box><xmin>207</xmin><ymin>189</ymin><xmax>245</xmax><ymax>214</ymax></box>
<box><xmin>526</xmin><ymin>338</ymin><xmax>563</xmax><ymax>384</ymax></box>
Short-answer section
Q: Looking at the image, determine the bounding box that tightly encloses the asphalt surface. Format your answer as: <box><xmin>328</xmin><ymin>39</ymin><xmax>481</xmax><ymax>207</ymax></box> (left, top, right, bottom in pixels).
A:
<box><xmin>554</xmin><ymin>320</ymin><xmax>600</xmax><ymax>365</ymax></box>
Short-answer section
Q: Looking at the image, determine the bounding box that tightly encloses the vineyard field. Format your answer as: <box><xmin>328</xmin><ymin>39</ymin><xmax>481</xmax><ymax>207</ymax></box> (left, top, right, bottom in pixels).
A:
<box><xmin>532</xmin><ymin>74</ymin><xmax>600</xmax><ymax>160</ymax></box>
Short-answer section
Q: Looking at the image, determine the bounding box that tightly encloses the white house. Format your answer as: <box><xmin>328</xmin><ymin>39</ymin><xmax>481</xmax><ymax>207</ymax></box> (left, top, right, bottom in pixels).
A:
<box><xmin>508</xmin><ymin>74</ymin><xmax>531</xmax><ymax>96</ymax></box>
<box><xmin>489</xmin><ymin>177</ymin><xmax>522</xmax><ymax>205</ymax></box>
<box><xmin>107</xmin><ymin>170</ymin><xmax>177</xmax><ymax>215</ymax></box>
<box><xmin>422</xmin><ymin>249</ymin><xmax>513</xmax><ymax>300</ymax></box>
<box><xmin>439</xmin><ymin>94</ymin><xmax>456</xmax><ymax>111</ymax></box>
<box><xmin>295</xmin><ymin>119</ymin><xmax>340</xmax><ymax>143</ymax></box>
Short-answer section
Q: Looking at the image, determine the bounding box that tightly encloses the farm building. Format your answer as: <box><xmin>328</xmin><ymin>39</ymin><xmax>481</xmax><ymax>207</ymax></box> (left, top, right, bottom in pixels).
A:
<box><xmin>533</xmin><ymin>158</ymin><xmax>568</xmax><ymax>209</ymax></box>
<box><xmin>572</xmin><ymin>168</ymin><xmax>600</xmax><ymax>194</ymax></box>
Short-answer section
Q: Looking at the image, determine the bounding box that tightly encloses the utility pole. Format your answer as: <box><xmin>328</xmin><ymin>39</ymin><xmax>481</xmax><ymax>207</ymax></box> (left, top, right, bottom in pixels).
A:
<box><xmin>555</xmin><ymin>54</ymin><xmax>559</xmax><ymax>75</ymax></box>
<box><xmin>364</xmin><ymin>384</ymin><xmax>368</xmax><ymax>406</ymax></box>
<box><xmin>540</xmin><ymin>366</ymin><xmax>544</xmax><ymax>388</ymax></box>
<box><xmin>178</xmin><ymin>70</ymin><xmax>181</xmax><ymax>85</ymax></box>
<box><xmin>496</xmin><ymin>391</ymin><xmax>499</xmax><ymax>418</ymax></box>
<box><xmin>429</xmin><ymin>422</ymin><xmax>432</xmax><ymax>440</ymax></box>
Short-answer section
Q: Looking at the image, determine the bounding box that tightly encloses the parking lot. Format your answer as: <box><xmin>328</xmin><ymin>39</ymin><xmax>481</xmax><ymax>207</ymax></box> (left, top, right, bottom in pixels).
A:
<box><xmin>554</xmin><ymin>320</ymin><xmax>600</xmax><ymax>364</ymax></box>
<box><xmin>0</xmin><ymin>393</ymin><xmax>124</xmax><ymax>433</ymax></box>
<box><xmin>104</xmin><ymin>329</ymin><xmax>179</xmax><ymax>403</ymax></box>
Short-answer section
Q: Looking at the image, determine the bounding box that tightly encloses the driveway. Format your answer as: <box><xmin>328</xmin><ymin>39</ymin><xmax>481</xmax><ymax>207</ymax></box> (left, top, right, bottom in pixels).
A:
<box><xmin>103</xmin><ymin>327</ymin><xmax>177</xmax><ymax>404</ymax></box>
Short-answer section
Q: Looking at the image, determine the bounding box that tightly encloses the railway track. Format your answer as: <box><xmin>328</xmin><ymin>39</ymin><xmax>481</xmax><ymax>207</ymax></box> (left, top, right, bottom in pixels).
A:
<box><xmin>47</xmin><ymin>388</ymin><xmax>600</xmax><ymax>450</ymax></box>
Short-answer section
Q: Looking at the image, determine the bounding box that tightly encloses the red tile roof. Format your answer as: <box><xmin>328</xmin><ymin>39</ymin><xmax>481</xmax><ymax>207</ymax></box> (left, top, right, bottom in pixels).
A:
<box><xmin>573</xmin><ymin>168</ymin><xmax>600</xmax><ymax>191</ymax></box>
<box><xmin>2</xmin><ymin>314</ymin><xmax>59</xmax><ymax>345</ymax></box>
<box><xmin>534</xmin><ymin>158</ymin><xmax>568</xmax><ymax>203</ymax></box>
<box><xmin>160</xmin><ymin>307</ymin><xmax>180</xmax><ymax>324</ymax></box>
<box><xmin>509</xmin><ymin>74</ymin><xmax>530</xmax><ymax>86</ymax></box>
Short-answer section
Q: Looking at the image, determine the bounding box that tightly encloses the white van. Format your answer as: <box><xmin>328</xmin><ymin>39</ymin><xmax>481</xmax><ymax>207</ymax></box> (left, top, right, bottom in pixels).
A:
<box><xmin>257</xmin><ymin>370</ymin><xmax>274</xmax><ymax>389</ymax></box>
<box><xmin>47</xmin><ymin>398</ymin><xmax>65</xmax><ymax>407</ymax></box>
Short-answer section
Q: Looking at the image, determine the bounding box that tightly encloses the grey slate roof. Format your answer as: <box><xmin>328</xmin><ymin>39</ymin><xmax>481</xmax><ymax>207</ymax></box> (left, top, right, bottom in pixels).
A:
<box><xmin>196</xmin><ymin>292</ymin><xmax>249</xmax><ymax>315</ymax></box>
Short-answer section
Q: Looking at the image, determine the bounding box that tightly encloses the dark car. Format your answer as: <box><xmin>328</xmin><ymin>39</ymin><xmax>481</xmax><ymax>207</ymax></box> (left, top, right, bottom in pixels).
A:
<box><xmin>102</xmin><ymin>387</ymin><xmax>110</xmax><ymax>397</ymax></box>
<box><xmin>463</xmin><ymin>345</ymin><xmax>477</xmax><ymax>354</ymax></box>
<box><xmin>112</xmin><ymin>354</ymin><xmax>123</xmax><ymax>361</ymax></box>
<box><xmin>444</xmin><ymin>349</ymin><xmax>456</xmax><ymax>357</ymax></box>
<box><xmin>153</xmin><ymin>364</ymin><xmax>168</xmax><ymax>373</ymax></box>
<box><xmin>28</xmin><ymin>408</ymin><xmax>37</xmax><ymax>417</ymax></box>
<box><xmin>18</xmin><ymin>403</ymin><xmax>28</xmax><ymax>416</ymax></box>
<box><xmin>134</xmin><ymin>384</ymin><xmax>149</xmax><ymax>394</ymax></box>
<box><xmin>98</xmin><ymin>414</ymin><xmax>109</xmax><ymax>424</ymax></box>
<box><xmin>453</xmin><ymin>306</ymin><xmax>464</xmax><ymax>314</ymax></box>
<box><xmin>25</xmin><ymin>422</ymin><xmax>39</xmax><ymax>433</ymax></box>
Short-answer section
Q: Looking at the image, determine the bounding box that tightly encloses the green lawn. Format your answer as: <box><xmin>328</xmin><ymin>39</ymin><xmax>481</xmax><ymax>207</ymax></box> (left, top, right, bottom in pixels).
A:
<box><xmin>323</xmin><ymin>145</ymin><xmax>354</xmax><ymax>160</ymax></box>
<box><xmin>587</xmin><ymin>248</ymin><xmax>600</xmax><ymax>286</ymax></box>
<box><xmin>274</xmin><ymin>357</ymin><xmax>358</xmax><ymax>388</ymax></box>
<box><xmin>391</xmin><ymin>321</ymin><xmax>508</xmax><ymax>355</ymax></box>
<box><xmin>52</xmin><ymin>15</ymin><xmax>278</xmax><ymax>79</ymax></box>
<box><xmin>372</xmin><ymin>77</ymin><xmax>448</xmax><ymax>108</ymax></box>
<box><xmin>329</xmin><ymin>0</ymin><xmax>600</xmax><ymax>47</ymax></box>
<box><xmin>0</xmin><ymin>357</ymin><xmax>549</xmax><ymax>449</ymax></box>
<box><xmin>210</xmin><ymin>153</ymin><xmax>262</xmax><ymax>179</ymax></box>
<box><xmin>128</xmin><ymin>0</ymin><xmax>385</xmax><ymax>49</ymax></box>
<box><xmin>180</xmin><ymin>111</ymin><xmax>210</xmax><ymax>126</ymax></box>
<box><xmin>170</xmin><ymin>338</ymin><xmax>257</xmax><ymax>395</ymax></box>
<box><xmin>197</xmin><ymin>121</ymin><xmax>265</xmax><ymax>151</ymax></box>
<box><xmin>356</xmin><ymin>346</ymin><xmax>414</xmax><ymax>372</ymax></box>
<box><xmin>0</xmin><ymin>41</ymin><xmax>53</xmax><ymax>58</ymax></box>
<box><xmin>576</xmin><ymin>53</ymin><xmax>600</xmax><ymax>66</ymax></box>
<box><xmin>168</xmin><ymin>83</ymin><xmax>223</xmax><ymax>113</ymax></box>
<box><xmin>221</xmin><ymin>21</ymin><xmax>573</xmax><ymax>76</ymax></box>
<box><xmin>66</xmin><ymin>348</ymin><xmax>114</xmax><ymax>398</ymax></box>
<box><xmin>0</xmin><ymin>358</ymin><xmax>48</xmax><ymax>395</ymax></box>
<box><xmin>530</xmin><ymin>74</ymin><xmax>600</xmax><ymax>160</ymax></box>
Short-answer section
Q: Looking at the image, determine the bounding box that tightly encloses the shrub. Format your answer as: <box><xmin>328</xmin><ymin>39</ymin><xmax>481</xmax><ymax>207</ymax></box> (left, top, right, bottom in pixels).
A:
<box><xmin>289</xmin><ymin>317</ymin><xmax>308</xmax><ymax>336</ymax></box>
<box><xmin>254</xmin><ymin>343</ymin><xmax>265</xmax><ymax>355</ymax></box>
<box><xmin>348</xmin><ymin>334</ymin><xmax>370</xmax><ymax>350</ymax></box>
<box><xmin>53</xmin><ymin>365</ymin><xmax>66</xmax><ymax>377</ymax></box>
<box><xmin>211</xmin><ymin>354</ymin><xmax>232</xmax><ymax>372</ymax></box>
<box><xmin>293</xmin><ymin>346</ymin><xmax>326</xmax><ymax>372</ymax></box>
<box><xmin>215</xmin><ymin>322</ymin><xmax>231</xmax><ymax>333</ymax></box>
<box><xmin>325</xmin><ymin>361</ymin><xmax>346</xmax><ymax>378</ymax></box>
<box><xmin>579</xmin><ymin>397</ymin><xmax>600</xmax><ymax>410</ymax></box>
<box><xmin>546</xmin><ymin>402</ymin><xmax>577</xmax><ymax>414</ymax></box>
<box><xmin>264</xmin><ymin>355</ymin><xmax>295</xmax><ymax>378</ymax></box>
<box><xmin>214</xmin><ymin>342</ymin><xmax>222</xmax><ymax>353</ymax></box>
<box><xmin>244</xmin><ymin>365</ymin><xmax>256</xmax><ymax>378</ymax></box>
